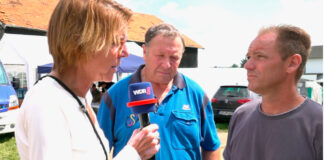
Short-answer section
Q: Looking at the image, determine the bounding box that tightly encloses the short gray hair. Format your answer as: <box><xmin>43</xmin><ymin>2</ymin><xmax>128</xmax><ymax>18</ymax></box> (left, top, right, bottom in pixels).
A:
<box><xmin>144</xmin><ymin>23</ymin><xmax>185</xmax><ymax>51</ymax></box>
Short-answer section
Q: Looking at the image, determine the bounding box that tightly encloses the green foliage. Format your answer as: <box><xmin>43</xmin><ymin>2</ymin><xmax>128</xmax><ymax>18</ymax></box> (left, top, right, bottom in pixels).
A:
<box><xmin>240</xmin><ymin>58</ymin><xmax>247</xmax><ymax>68</ymax></box>
<box><xmin>0</xmin><ymin>133</ymin><xmax>19</xmax><ymax>160</ymax></box>
<box><xmin>216</xmin><ymin>122</ymin><xmax>229</xmax><ymax>132</ymax></box>
<box><xmin>231</xmin><ymin>64</ymin><xmax>239</xmax><ymax>68</ymax></box>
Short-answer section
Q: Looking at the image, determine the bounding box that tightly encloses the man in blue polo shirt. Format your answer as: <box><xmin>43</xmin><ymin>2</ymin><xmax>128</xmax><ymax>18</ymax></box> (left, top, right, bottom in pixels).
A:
<box><xmin>97</xmin><ymin>23</ymin><xmax>221</xmax><ymax>159</ymax></box>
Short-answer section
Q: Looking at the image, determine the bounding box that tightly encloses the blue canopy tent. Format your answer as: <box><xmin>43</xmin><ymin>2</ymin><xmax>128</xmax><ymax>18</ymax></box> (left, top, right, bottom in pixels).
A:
<box><xmin>116</xmin><ymin>54</ymin><xmax>144</xmax><ymax>73</ymax></box>
<box><xmin>37</xmin><ymin>54</ymin><xmax>144</xmax><ymax>79</ymax></box>
<box><xmin>37</xmin><ymin>63</ymin><xmax>53</xmax><ymax>74</ymax></box>
<box><xmin>36</xmin><ymin>63</ymin><xmax>53</xmax><ymax>80</ymax></box>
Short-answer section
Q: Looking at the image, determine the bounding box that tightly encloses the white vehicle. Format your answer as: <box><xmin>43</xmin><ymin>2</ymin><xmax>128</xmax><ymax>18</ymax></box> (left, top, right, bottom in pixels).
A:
<box><xmin>0</xmin><ymin>60</ymin><xmax>19</xmax><ymax>134</ymax></box>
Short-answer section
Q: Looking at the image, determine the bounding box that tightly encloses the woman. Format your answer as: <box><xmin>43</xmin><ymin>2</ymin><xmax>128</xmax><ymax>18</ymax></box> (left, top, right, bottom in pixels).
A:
<box><xmin>15</xmin><ymin>0</ymin><xmax>160</xmax><ymax>160</ymax></box>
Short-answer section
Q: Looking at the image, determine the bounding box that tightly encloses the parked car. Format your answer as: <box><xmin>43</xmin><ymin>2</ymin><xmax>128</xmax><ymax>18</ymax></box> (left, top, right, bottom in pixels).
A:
<box><xmin>0</xmin><ymin>60</ymin><xmax>20</xmax><ymax>134</ymax></box>
<box><xmin>211</xmin><ymin>85</ymin><xmax>260</xmax><ymax>122</ymax></box>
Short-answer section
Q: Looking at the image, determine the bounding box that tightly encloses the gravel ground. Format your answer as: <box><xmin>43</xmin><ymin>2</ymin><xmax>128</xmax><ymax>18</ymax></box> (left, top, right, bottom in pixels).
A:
<box><xmin>218</xmin><ymin>131</ymin><xmax>228</xmax><ymax>160</ymax></box>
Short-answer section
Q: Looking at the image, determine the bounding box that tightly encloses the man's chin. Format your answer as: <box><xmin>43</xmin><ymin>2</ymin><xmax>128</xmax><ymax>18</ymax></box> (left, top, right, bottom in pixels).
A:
<box><xmin>248</xmin><ymin>84</ymin><xmax>257</xmax><ymax>92</ymax></box>
<box><xmin>248</xmin><ymin>85</ymin><xmax>262</xmax><ymax>94</ymax></box>
<box><xmin>154</xmin><ymin>78</ymin><xmax>172</xmax><ymax>85</ymax></box>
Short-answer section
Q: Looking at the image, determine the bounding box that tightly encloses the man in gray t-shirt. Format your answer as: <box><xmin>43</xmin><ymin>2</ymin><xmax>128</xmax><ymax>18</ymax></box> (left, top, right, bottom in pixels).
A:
<box><xmin>223</xmin><ymin>25</ymin><xmax>323</xmax><ymax>160</ymax></box>
<box><xmin>224</xmin><ymin>98</ymin><xmax>322</xmax><ymax>160</ymax></box>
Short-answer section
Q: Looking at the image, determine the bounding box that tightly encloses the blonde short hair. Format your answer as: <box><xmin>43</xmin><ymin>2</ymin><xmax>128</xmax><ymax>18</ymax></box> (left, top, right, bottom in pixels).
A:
<box><xmin>259</xmin><ymin>25</ymin><xmax>311</xmax><ymax>82</ymax></box>
<box><xmin>47</xmin><ymin>0</ymin><xmax>132</xmax><ymax>73</ymax></box>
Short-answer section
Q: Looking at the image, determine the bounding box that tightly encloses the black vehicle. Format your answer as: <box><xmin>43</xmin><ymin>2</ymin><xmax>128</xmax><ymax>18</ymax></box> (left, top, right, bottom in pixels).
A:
<box><xmin>212</xmin><ymin>85</ymin><xmax>260</xmax><ymax>122</ymax></box>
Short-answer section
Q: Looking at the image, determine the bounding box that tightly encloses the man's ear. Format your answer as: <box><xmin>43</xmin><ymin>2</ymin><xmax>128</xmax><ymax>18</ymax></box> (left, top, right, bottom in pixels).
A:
<box><xmin>142</xmin><ymin>44</ymin><xmax>146</xmax><ymax>61</ymax></box>
<box><xmin>287</xmin><ymin>53</ymin><xmax>302</xmax><ymax>74</ymax></box>
<box><xmin>142</xmin><ymin>44</ymin><xmax>146</xmax><ymax>56</ymax></box>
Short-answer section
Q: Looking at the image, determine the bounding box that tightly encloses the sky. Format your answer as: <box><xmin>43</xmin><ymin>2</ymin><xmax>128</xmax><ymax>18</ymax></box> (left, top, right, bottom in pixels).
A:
<box><xmin>117</xmin><ymin>0</ymin><xmax>323</xmax><ymax>67</ymax></box>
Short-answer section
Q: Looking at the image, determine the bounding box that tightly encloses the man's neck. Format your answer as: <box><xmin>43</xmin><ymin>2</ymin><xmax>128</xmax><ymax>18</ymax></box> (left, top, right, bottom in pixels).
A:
<box><xmin>260</xmin><ymin>85</ymin><xmax>305</xmax><ymax>115</ymax></box>
<box><xmin>151</xmin><ymin>81</ymin><xmax>173</xmax><ymax>103</ymax></box>
<box><xmin>141</xmin><ymin>68</ymin><xmax>173</xmax><ymax>103</ymax></box>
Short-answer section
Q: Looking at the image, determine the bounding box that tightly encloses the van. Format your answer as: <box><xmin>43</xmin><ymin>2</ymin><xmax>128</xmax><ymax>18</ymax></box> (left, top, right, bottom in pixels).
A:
<box><xmin>0</xmin><ymin>59</ymin><xmax>19</xmax><ymax>134</ymax></box>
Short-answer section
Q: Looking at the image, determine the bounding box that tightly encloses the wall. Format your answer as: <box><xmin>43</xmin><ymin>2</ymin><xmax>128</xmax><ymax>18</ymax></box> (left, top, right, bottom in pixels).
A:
<box><xmin>180</xmin><ymin>47</ymin><xmax>198</xmax><ymax>68</ymax></box>
<box><xmin>0</xmin><ymin>33</ymin><xmax>53</xmax><ymax>89</ymax></box>
<box><xmin>305</xmin><ymin>59</ymin><xmax>323</xmax><ymax>74</ymax></box>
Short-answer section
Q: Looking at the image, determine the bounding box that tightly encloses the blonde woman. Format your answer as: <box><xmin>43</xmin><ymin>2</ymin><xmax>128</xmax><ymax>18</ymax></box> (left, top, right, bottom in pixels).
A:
<box><xmin>15</xmin><ymin>0</ymin><xmax>160</xmax><ymax>160</ymax></box>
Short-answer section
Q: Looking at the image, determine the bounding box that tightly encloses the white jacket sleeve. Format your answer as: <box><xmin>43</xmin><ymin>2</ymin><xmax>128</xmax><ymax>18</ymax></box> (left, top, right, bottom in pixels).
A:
<box><xmin>113</xmin><ymin>145</ymin><xmax>141</xmax><ymax>160</ymax></box>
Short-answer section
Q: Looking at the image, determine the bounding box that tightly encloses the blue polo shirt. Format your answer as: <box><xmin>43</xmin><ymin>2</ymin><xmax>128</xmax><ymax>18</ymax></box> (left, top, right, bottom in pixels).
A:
<box><xmin>97</xmin><ymin>65</ymin><xmax>221</xmax><ymax>159</ymax></box>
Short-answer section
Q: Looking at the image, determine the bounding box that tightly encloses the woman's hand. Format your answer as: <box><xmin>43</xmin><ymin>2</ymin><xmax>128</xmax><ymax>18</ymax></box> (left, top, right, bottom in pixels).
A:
<box><xmin>127</xmin><ymin>124</ymin><xmax>160</xmax><ymax>160</ymax></box>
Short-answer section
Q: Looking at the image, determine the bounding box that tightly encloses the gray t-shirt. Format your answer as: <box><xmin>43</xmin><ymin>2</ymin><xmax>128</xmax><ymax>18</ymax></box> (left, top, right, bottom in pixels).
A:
<box><xmin>223</xmin><ymin>98</ymin><xmax>323</xmax><ymax>160</ymax></box>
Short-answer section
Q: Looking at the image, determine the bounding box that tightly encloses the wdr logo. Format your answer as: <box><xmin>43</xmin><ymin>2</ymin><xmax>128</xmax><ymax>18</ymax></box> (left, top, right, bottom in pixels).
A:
<box><xmin>146</xmin><ymin>87</ymin><xmax>151</xmax><ymax>95</ymax></box>
<box><xmin>132</xmin><ymin>87</ymin><xmax>151</xmax><ymax>95</ymax></box>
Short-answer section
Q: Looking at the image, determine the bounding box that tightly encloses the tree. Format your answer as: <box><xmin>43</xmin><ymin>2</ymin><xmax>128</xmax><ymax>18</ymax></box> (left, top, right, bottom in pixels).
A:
<box><xmin>240</xmin><ymin>58</ymin><xmax>247</xmax><ymax>68</ymax></box>
<box><xmin>231</xmin><ymin>64</ymin><xmax>239</xmax><ymax>68</ymax></box>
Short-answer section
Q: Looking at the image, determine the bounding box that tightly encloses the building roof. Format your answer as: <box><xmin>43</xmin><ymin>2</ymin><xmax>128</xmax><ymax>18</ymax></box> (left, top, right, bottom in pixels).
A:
<box><xmin>0</xmin><ymin>0</ymin><xmax>203</xmax><ymax>48</ymax></box>
<box><xmin>309</xmin><ymin>45</ymin><xmax>323</xmax><ymax>59</ymax></box>
<box><xmin>128</xmin><ymin>13</ymin><xmax>203</xmax><ymax>48</ymax></box>
<box><xmin>0</xmin><ymin>0</ymin><xmax>57</xmax><ymax>31</ymax></box>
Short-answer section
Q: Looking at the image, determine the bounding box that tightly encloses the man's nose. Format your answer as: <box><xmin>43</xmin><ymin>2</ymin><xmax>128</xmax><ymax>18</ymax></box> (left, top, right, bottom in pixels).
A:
<box><xmin>162</xmin><ymin>58</ymin><xmax>171</xmax><ymax>68</ymax></box>
<box><xmin>244</xmin><ymin>59</ymin><xmax>254</xmax><ymax>70</ymax></box>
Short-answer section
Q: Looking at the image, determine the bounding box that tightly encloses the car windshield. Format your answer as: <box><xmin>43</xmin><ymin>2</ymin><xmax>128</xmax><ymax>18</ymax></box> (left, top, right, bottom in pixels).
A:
<box><xmin>215</xmin><ymin>86</ymin><xmax>249</xmax><ymax>98</ymax></box>
<box><xmin>0</xmin><ymin>63</ymin><xmax>9</xmax><ymax>85</ymax></box>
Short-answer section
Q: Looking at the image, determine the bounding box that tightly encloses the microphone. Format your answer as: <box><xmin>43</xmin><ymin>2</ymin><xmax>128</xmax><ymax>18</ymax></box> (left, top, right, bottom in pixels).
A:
<box><xmin>127</xmin><ymin>82</ymin><xmax>157</xmax><ymax>129</ymax></box>
<box><xmin>127</xmin><ymin>82</ymin><xmax>157</xmax><ymax>160</ymax></box>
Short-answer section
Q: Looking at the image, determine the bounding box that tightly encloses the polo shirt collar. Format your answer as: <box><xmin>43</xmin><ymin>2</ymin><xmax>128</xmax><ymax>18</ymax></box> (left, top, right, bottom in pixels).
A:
<box><xmin>129</xmin><ymin>64</ymin><xmax>186</xmax><ymax>89</ymax></box>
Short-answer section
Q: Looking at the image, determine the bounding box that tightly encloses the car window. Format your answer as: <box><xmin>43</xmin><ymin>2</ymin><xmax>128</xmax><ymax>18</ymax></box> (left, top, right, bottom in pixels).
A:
<box><xmin>215</xmin><ymin>86</ymin><xmax>249</xmax><ymax>98</ymax></box>
<box><xmin>0</xmin><ymin>63</ymin><xmax>9</xmax><ymax>85</ymax></box>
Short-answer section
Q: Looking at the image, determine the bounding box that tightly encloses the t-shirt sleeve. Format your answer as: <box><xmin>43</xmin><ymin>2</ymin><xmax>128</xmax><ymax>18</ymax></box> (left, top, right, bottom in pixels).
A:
<box><xmin>315</xmin><ymin>114</ymin><xmax>323</xmax><ymax>160</ymax></box>
<box><xmin>200</xmin><ymin>94</ymin><xmax>221</xmax><ymax>151</ymax></box>
<box><xmin>113</xmin><ymin>145</ymin><xmax>141</xmax><ymax>160</ymax></box>
<box><xmin>223</xmin><ymin>111</ymin><xmax>237</xmax><ymax>160</ymax></box>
